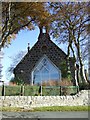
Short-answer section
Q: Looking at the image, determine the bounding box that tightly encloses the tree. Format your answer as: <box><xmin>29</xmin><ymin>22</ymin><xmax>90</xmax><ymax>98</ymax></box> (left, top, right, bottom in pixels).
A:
<box><xmin>48</xmin><ymin>2</ymin><xmax>89</xmax><ymax>84</ymax></box>
<box><xmin>7</xmin><ymin>50</ymin><xmax>26</xmax><ymax>78</ymax></box>
<box><xmin>88</xmin><ymin>35</ymin><xmax>90</xmax><ymax>81</ymax></box>
<box><xmin>1</xmin><ymin>2</ymin><xmax>89</xmax><ymax>85</ymax></box>
<box><xmin>1</xmin><ymin>2</ymin><xmax>50</xmax><ymax>48</ymax></box>
<box><xmin>0</xmin><ymin>49</ymin><xmax>3</xmax><ymax>81</ymax></box>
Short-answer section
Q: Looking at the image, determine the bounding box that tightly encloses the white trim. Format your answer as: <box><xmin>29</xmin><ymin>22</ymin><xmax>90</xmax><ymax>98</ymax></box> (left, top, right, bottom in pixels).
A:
<box><xmin>33</xmin><ymin>55</ymin><xmax>60</xmax><ymax>73</ymax></box>
<box><xmin>31</xmin><ymin>55</ymin><xmax>61</xmax><ymax>85</ymax></box>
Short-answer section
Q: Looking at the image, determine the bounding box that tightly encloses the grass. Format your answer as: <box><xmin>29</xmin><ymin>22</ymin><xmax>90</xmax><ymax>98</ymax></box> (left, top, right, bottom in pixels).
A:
<box><xmin>0</xmin><ymin>106</ymin><xmax>89</xmax><ymax>112</ymax></box>
<box><xmin>32</xmin><ymin>106</ymin><xmax>89</xmax><ymax>112</ymax></box>
<box><xmin>0</xmin><ymin>107</ymin><xmax>23</xmax><ymax>112</ymax></box>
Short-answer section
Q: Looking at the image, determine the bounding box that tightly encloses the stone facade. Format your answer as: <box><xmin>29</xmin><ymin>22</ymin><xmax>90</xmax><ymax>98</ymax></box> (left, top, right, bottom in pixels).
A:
<box><xmin>14</xmin><ymin>33</ymin><xmax>75</xmax><ymax>85</ymax></box>
<box><xmin>0</xmin><ymin>90</ymin><xmax>89</xmax><ymax>108</ymax></box>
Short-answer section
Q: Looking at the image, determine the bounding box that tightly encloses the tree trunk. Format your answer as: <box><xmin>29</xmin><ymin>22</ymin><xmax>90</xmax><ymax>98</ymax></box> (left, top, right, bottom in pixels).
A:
<box><xmin>88</xmin><ymin>39</ymin><xmax>90</xmax><ymax>81</ymax></box>
<box><xmin>75</xmin><ymin>64</ymin><xmax>79</xmax><ymax>86</ymax></box>
<box><xmin>77</xmin><ymin>40</ymin><xmax>86</xmax><ymax>84</ymax></box>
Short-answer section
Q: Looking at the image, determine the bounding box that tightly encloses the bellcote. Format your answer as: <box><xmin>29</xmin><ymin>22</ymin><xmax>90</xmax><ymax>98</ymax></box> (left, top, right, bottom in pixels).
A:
<box><xmin>38</xmin><ymin>33</ymin><xmax>50</xmax><ymax>41</ymax></box>
<box><xmin>38</xmin><ymin>26</ymin><xmax>50</xmax><ymax>41</ymax></box>
<box><xmin>38</xmin><ymin>27</ymin><xmax>50</xmax><ymax>41</ymax></box>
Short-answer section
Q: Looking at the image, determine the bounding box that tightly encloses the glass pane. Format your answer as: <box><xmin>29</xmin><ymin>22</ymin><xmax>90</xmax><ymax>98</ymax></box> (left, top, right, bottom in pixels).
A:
<box><xmin>41</xmin><ymin>67</ymin><xmax>49</xmax><ymax>74</ymax></box>
<box><xmin>34</xmin><ymin>68</ymin><xmax>39</xmax><ymax>75</ymax></box>
<box><xmin>42</xmin><ymin>74</ymin><xmax>49</xmax><ymax>82</ymax></box>
<box><xmin>37</xmin><ymin>63</ymin><xmax>43</xmax><ymax>71</ymax></box>
<box><xmin>42</xmin><ymin>58</ymin><xmax>49</xmax><ymax>69</ymax></box>
<box><xmin>32</xmin><ymin>56</ymin><xmax>60</xmax><ymax>84</ymax></box>
<box><xmin>34</xmin><ymin>74</ymin><xmax>41</xmax><ymax>84</ymax></box>
<box><xmin>50</xmin><ymin>73</ymin><xmax>60</xmax><ymax>80</ymax></box>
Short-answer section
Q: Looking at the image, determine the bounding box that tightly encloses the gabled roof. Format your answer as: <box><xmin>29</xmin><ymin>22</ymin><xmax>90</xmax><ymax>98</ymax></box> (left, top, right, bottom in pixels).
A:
<box><xmin>14</xmin><ymin>33</ymin><xmax>67</xmax><ymax>83</ymax></box>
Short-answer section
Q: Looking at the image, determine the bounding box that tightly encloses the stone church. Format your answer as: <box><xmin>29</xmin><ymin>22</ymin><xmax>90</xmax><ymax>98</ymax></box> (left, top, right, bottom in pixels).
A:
<box><xmin>13</xmin><ymin>31</ymin><xmax>75</xmax><ymax>85</ymax></box>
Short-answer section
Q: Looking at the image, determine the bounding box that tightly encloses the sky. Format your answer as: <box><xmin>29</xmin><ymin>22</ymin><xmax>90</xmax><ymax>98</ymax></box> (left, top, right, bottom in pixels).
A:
<box><xmin>1</xmin><ymin>27</ymin><xmax>39</xmax><ymax>85</ymax></box>
<box><xmin>1</xmin><ymin>26</ymin><xmax>68</xmax><ymax>85</ymax></box>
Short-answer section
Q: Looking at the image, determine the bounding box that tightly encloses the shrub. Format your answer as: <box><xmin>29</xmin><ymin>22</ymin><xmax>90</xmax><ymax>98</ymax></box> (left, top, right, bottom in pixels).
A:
<box><xmin>42</xmin><ymin>80</ymin><xmax>59</xmax><ymax>86</ymax></box>
<box><xmin>59</xmin><ymin>78</ymin><xmax>73</xmax><ymax>86</ymax></box>
<box><xmin>79</xmin><ymin>82</ymin><xmax>90</xmax><ymax>90</ymax></box>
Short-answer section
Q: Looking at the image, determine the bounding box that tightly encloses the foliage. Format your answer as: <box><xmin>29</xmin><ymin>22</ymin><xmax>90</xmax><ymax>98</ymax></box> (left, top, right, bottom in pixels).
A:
<box><xmin>59</xmin><ymin>78</ymin><xmax>73</xmax><ymax>86</ymax></box>
<box><xmin>79</xmin><ymin>82</ymin><xmax>90</xmax><ymax>90</ymax></box>
<box><xmin>1</xmin><ymin>2</ymin><xmax>90</xmax><ymax>85</ymax></box>
<box><xmin>9</xmin><ymin>77</ymin><xmax>24</xmax><ymax>85</ymax></box>
<box><xmin>60</xmin><ymin>61</ymin><xmax>68</xmax><ymax>78</ymax></box>
<box><xmin>49</xmin><ymin>2</ymin><xmax>89</xmax><ymax>50</ymax></box>
<box><xmin>48</xmin><ymin>2</ymin><xmax>90</xmax><ymax>83</ymax></box>
<box><xmin>1</xmin><ymin>2</ymin><xmax>51</xmax><ymax>47</ymax></box>
<box><xmin>59</xmin><ymin>79</ymin><xmax>74</xmax><ymax>95</ymax></box>
<box><xmin>42</xmin><ymin>80</ymin><xmax>59</xmax><ymax>86</ymax></box>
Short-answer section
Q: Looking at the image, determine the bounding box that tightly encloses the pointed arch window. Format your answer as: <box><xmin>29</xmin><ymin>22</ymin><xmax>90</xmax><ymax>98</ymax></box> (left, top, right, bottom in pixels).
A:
<box><xmin>31</xmin><ymin>55</ymin><xmax>61</xmax><ymax>85</ymax></box>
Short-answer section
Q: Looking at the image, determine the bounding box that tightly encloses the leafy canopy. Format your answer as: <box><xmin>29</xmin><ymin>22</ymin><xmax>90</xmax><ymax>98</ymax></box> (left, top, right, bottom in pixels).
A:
<box><xmin>1</xmin><ymin>2</ymin><xmax>51</xmax><ymax>47</ymax></box>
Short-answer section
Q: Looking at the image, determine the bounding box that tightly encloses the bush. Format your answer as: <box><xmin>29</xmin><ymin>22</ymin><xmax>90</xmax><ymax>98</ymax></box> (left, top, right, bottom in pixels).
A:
<box><xmin>42</xmin><ymin>80</ymin><xmax>59</xmax><ymax>86</ymax></box>
<box><xmin>79</xmin><ymin>82</ymin><xmax>90</xmax><ymax>90</ymax></box>
<box><xmin>59</xmin><ymin>78</ymin><xmax>73</xmax><ymax>86</ymax></box>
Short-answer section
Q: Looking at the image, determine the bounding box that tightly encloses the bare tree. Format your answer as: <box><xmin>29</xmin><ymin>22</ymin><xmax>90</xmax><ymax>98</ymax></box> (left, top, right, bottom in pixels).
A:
<box><xmin>48</xmin><ymin>2</ymin><xmax>90</xmax><ymax>84</ymax></box>
<box><xmin>7</xmin><ymin>51</ymin><xmax>26</xmax><ymax>78</ymax></box>
<box><xmin>0</xmin><ymin>49</ymin><xmax>3</xmax><ymax>80</ymax></box>
<box><xmin>88</xmin><ymin>37</ymin><xmax>90</xmax><ymax>81</ymax></box>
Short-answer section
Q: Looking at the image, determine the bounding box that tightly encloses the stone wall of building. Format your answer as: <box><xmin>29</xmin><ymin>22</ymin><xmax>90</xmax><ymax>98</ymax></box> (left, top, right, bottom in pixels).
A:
<box><xmin>14</xmin><ymin>33</ymin><xmax>75</xmax><ymax>85</ymax></box>
<box><xmin>0</xmin><ymin>90</ymin><xmax>89</xmax><ymax>109</ymax></box>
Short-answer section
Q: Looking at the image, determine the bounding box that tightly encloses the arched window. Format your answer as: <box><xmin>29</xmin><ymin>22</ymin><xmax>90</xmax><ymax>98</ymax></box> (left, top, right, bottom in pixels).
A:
<box><xmin>31</xmin><ymin>55</ymin><xmax>61</xmax><ymax>85</ymax></box>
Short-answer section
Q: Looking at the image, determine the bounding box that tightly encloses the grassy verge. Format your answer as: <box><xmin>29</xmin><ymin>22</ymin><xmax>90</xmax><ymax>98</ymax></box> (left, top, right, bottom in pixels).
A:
<box><xmin>0</xmin><ymin>107</ymin><xmax>23</xmax><ymax>112</ymax></box>
<box><xmin>0</xmin><ymin>106</ymin><xmax>90</xmax><ymax>112</ymax></box>
<box><xmin>33</xmin><ymin>106</ymin><xmax>90</xmax><ymax>112</ymax></box>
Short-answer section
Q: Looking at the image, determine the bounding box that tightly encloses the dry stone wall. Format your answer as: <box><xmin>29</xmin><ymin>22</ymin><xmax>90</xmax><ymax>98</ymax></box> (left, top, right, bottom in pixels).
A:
<box><xmin>0</xmin><ymin>90</ymin><xmax>89</xmax><ymax>109</ymax></box>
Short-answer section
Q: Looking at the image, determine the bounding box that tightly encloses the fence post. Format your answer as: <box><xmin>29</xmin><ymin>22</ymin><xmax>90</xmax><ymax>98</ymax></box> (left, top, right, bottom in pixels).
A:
<box><xmin>2</xmin><ymin>81</ymin><xmax>5</xmax><ymax>96</ymax></box>
<box><xmin>23</xmin><ymin>85</ymin><xmax>24</xmax><ymax>96</ymax></box>
<box><xmin>20</xmin><ymin>84</ymin><xmax>24</xmax><ymax>96</ymax></box>
<box><xmin>38</xmin><ymin>85</ymin><xmax>42</xmax><ymax>96</ymax></box>
<box><xmin>77</xmin><ymin>86</ymin><xmax>79</xmax><ymax>93</ymax></box>
<box><xmin>60</xmin><ymin>86</ymin><xmax>61</xmax><ymax>96</ymax></box>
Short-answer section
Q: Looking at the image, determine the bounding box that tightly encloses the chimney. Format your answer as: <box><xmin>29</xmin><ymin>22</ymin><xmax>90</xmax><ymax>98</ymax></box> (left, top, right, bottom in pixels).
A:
<box><xmin>27</xmin><ymin>43</ymin><xmax>30</xmax><ymax>52</ymax></box>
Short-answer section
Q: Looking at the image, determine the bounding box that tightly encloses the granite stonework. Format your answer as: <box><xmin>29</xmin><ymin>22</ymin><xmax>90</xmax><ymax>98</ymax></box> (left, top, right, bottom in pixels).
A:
<box><xmin>0</xmin><ymin>90</ymin><xmax>89</xmax><ymax>109</ymax></box>
<box><xmin>14</xmin><ymin>33</ymin><xmax>75</xmax><ymax>85</ymax></box>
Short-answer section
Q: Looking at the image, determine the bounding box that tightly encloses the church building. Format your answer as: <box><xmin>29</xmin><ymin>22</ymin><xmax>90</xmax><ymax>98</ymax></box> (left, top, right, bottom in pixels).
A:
<box><xmin>13</xmin><ymin>31</ymin><xmax>75</xmax><ymax>85</ymax></box>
